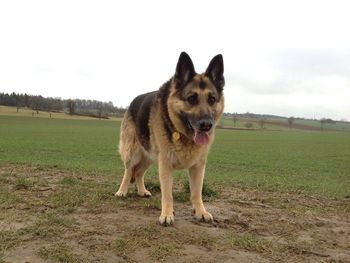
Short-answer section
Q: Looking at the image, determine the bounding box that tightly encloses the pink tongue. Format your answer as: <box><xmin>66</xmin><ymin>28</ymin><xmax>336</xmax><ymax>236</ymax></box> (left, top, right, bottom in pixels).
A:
<box><xmin>194</xmin><ymin>131</ymin><xmax>210</xmax><ymax>145</ymax></box>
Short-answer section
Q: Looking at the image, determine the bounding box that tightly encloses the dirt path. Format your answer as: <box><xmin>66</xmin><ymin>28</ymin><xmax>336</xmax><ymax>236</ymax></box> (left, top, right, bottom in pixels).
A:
<box><xmin>1</xmin><ymin>166</ymin><xmax>349</xmax><ymax>262</ymax></box>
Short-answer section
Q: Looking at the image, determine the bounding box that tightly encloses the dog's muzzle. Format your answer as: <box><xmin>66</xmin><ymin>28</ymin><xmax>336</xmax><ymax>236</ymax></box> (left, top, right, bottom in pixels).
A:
<box><xmin>189</xmin><ymin>115</ymin><xmax>214</xmax><ymax>145</ymax></box>
<box><xmin>198</xmin><ymin>115</ymin><xmax>213</xmax><ymax>132</ymax></box>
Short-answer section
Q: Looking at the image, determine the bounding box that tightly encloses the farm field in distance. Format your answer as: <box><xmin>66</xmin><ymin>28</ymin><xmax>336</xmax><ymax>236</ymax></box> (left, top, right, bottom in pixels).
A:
<box><xmin>0</xmin><ymin>108</ymin><xmax>349</xmax><ymax>262</ymax></box>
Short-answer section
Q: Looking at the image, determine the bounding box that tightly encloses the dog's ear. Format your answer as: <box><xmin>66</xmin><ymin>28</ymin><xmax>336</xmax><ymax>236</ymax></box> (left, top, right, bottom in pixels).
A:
<box><xmin>205</xmin><ymin>54</ymin><xmax>225</xmax><ymax>92</ymax></box>
<box><xmin>175</xmin><ymin>52</ymin><xmax>196</xmax><ymax>89</ymax></box>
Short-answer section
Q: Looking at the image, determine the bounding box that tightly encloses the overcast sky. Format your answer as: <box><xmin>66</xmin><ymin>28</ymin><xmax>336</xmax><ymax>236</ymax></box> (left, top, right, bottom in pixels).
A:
<box><xmin>0</xmin><ymin>0</ymin><xmax>349</xmax><ymax>120</ymax></box>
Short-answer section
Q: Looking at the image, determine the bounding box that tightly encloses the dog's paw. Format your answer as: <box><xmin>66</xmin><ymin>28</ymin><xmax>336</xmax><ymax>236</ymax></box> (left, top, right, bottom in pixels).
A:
<box><xmin>193</xmin><ymin>210</ymin><xmax>213</xmax><ymax>223</ymax></box>
<box><xmin>115</xmin><ymin>190</ymin><xmax>128</xmax><ymax>197</ymax></box>
<box><xmin>159</xmin><ymin>213</ymin><xmax>174</xmax><ymax>226</ymax></box>
<box><xmin>137</xmin><ymin>190</ymin><xmax>152</xmax><ymax>197</ymax></box>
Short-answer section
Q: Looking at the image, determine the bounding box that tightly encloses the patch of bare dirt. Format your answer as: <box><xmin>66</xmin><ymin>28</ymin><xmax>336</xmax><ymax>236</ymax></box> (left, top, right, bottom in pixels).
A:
<box><xmin>1</xmin><ymin>165</ymin><xmax>349</xmax><ymax>263</ymax></box>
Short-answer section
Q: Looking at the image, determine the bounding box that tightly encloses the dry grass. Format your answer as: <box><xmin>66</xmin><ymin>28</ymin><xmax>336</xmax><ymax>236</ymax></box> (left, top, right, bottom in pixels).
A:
<box><xmin>1</xmin><ymin>165</ymin><xmax>349</xmax><ymax>262</ymax></box>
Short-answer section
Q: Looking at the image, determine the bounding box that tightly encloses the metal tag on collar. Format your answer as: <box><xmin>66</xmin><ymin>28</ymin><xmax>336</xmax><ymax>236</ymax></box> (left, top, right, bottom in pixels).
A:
<box><xmin>172</xmin><ymin>131</ymin><xmax>180</xmax><ymax>142</ymax></box>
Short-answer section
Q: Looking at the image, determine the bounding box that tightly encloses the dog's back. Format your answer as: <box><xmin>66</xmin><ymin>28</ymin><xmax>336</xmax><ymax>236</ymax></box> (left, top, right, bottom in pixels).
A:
<box><xmin>127</xmin><ymin>91</ymin><xmax>158</xmax><ymax>151</ymax></box>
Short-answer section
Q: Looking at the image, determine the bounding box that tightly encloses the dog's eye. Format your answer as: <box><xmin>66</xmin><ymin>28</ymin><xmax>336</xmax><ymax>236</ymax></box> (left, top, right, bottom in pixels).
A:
<box><xmin>187</xmin><ymin>94</ymin><xmax>198</xmax><ymax>105</ymax></box>
<box><xmin>208</xmin><ymin>96</ymin><xmax>216</xmax><ymax>106</ymax></box>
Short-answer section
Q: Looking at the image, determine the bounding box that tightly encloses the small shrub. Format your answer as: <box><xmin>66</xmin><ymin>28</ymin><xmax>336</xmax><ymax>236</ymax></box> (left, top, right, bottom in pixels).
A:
<box><xmin>14</xmin><ymin>176</ymin><xmax>33</xmax><ymax>190</ymax></box>
<box><xmin>145</xmin><ymin>181</ymin><xmax>161</xmax><ymax>193</ymax></box>
<box><xmin>245</xmin><ymin>122</ymin><xmax>253</xmax><ymax>128</ymax></box>
<box><xmin>174</xmin><ymin>180</ymin><xmax>219</xmax><ymax>202</ymax></box>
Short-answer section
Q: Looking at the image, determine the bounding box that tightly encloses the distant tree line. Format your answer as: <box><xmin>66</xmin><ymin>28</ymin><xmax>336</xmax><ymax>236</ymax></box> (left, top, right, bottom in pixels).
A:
<box><xmin>224</xmin><ymin>112</ymin><xmax>342</xmax><ymax>131</ymax></box>
<box><xmin>224</xmin><ymin>112</ymin><xmax>339</xmax><ymax>124</ymax></box>
<box><xmin>0</xmin><ymin>92</ymin><xmax>127</xmax><ymax>118</ymax></box>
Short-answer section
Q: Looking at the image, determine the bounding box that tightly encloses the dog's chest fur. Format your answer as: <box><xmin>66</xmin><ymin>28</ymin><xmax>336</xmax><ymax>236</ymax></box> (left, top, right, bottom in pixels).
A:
<box><xmin>148</xmin><ymin>99</ymin><xmax>211</xmax><ymax>169</ymax></box>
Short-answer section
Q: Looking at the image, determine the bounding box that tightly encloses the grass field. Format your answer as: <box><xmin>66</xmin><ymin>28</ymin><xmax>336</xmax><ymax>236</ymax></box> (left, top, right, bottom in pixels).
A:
<box><xmin>220</xmin><ymin>114</ymin><xmax>350</xmax><ymax>132</ymax></box>
<box><xmin>0</xmin><ymin>115</ymin><xmax>121</xmax><ymax>175</ymax></box>
<box><xmin>1</xmin><ymin>115</ymin><xmax>349</xmax><ymax>197</ymax></box>
<box><xmin>1</xmin><ymin>113</ymin><xmax>349</xmax><ymax>262</ymax></box>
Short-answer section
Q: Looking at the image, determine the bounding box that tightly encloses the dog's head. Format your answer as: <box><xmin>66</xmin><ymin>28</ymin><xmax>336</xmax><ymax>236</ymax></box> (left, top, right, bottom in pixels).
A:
<box><xmin>167</xmin><ymin>52</ymin><xmax>225</xmax><ymax>145</ymax></box>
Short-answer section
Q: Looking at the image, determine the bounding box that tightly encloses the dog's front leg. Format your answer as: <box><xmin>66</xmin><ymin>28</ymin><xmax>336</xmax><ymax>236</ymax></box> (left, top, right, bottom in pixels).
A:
<box><xmin>188</xmin><ymin>160</ymin><xmax>213</xmax><ymax>222</ymax></box>
<box><xmin>158</xmin><ymin>155</ymin><xmax>174</xmax><ymax>226</ymax></box>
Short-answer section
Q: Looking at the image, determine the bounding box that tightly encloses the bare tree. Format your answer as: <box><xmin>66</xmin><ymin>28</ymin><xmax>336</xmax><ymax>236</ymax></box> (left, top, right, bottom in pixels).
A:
<box><xmin>67</xmin><ymin>100</ymin><xmax>76</xmax><ymax>115</ymax></box>
<box><xmin>320</xmin><ymin>118</ymin><xmax>336</xmax><ymax>131</ymax></box>
<box><xmin>13</xmin><ymin>92</ymin><xmax>21</xmax><ymax>112</ymax></box>
<box><xmin>30</xmin><ymin>96</ymin><xmax>43</xmax><ymax>114</ymax></box>
<box><xmin>232</xmin><ymin>114</ymin><xmax>238</xmax><ymax>127</ymax></box>
<box><xmin>97</xmin><ymin>102</ymin><xmax>103</xmax><ymax>120</ymax></box>
<box><xmin>259</xmin><ymin>118</ymin><xmax>265</xmax><ymax>129</ymax></box>
<box><xmin>288</xmin><ymin>117</ymin><xmax>295</xmax><ymax>130</ymax></box>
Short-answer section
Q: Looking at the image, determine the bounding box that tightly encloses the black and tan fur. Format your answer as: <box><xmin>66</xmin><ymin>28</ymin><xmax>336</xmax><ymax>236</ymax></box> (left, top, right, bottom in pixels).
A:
<box><xmin>115</xmin><ymin>52</ymin><xmax>225</xmax><ymax>226</ymax></box>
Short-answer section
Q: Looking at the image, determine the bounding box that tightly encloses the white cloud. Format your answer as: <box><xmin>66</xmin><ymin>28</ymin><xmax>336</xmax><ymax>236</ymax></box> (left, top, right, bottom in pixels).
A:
<box><xmin>0</xmin><ymin>0</ymin><xmax>350</xmax><ymax>120</ymax></box>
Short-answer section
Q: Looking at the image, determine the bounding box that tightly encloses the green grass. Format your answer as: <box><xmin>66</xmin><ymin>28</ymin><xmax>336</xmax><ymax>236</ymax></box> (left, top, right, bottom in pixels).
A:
<box><xmin>14</xmin><ymin>176</ymin><xmax>34</xmax><ymax>190</ymax></box>
<box><xmin>0</xmin><ymin>115</ymin><xmax>121</xmax><ymax>175</ymax></box>
<box><xmin>0</xmin><ymin>115</ymin><xmax>349</xmax><ymax>197</ymax></box>
<box><xmin>38</xmin><ymin>242</ymin><xmax>84</xmax><ymax>263</ymax></box>
<box><xmin>173</xmin><ymin>180</ymin><xmax>220</xmax><ymax>202</ymax></box>
<box><xmin>296</xmin><ymin>119</ymin><xmax>350</xmax><ymax>132</ymax></box>
<box><xmin>113</xmin><ymin>223</ymin><xmax>216</xmax><ymax>261</ymax></box>
<box><xmin>207</xmin><ymin>129</ymin><xmax>350</xmax><ymax>197</ymax></box>
<box><xmin>227</xmin><ymin>232</ymin><xmax>272</xmax><ymax>254</ymax></box>
<box><xmin>0</xmin><ymin>189</ymin><xmax>23</xmax><ymax>209</ymax></box>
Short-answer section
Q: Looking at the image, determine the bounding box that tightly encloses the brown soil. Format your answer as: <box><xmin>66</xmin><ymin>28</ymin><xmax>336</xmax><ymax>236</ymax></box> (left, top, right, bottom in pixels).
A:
<box><xmin>1</xmin><ymin>165</ymin><xmax>349</xmax><ymax>263</ymax></box>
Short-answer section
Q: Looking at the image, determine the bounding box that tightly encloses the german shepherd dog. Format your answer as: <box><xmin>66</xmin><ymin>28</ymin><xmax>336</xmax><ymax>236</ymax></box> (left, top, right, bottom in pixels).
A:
<box><xmin>115</xmin><ymin>52</ymin><xmax>225</xmax><ymax>226</ymax></box>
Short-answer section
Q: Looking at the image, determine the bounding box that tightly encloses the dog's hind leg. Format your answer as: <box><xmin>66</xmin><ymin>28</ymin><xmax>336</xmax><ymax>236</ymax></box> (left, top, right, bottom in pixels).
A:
<box><xmin>115</xmin><ymin>146</ymin><xmax>144</xmax><ymax>197</ymax></box>
<box><xmin>115</xmin><ymin>114</ymin><xmax>142</xmax><ymax>197</ymax></box>
<box><xmin>116</xmin><ymin>154</ymin><xmax>151</xmax><ymax>197</ymax></box>
<box><xmin>134</xmin><ymin>158</ymin><xmax>152</xmax><ymax>197</ymax></box>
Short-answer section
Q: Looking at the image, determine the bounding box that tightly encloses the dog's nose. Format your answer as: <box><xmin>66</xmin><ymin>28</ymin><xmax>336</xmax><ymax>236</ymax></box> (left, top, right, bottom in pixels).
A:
<box><xmin>199</xmin><ymin>116</ymin><xmax>213</xmax><ymax>132</ymax></box>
